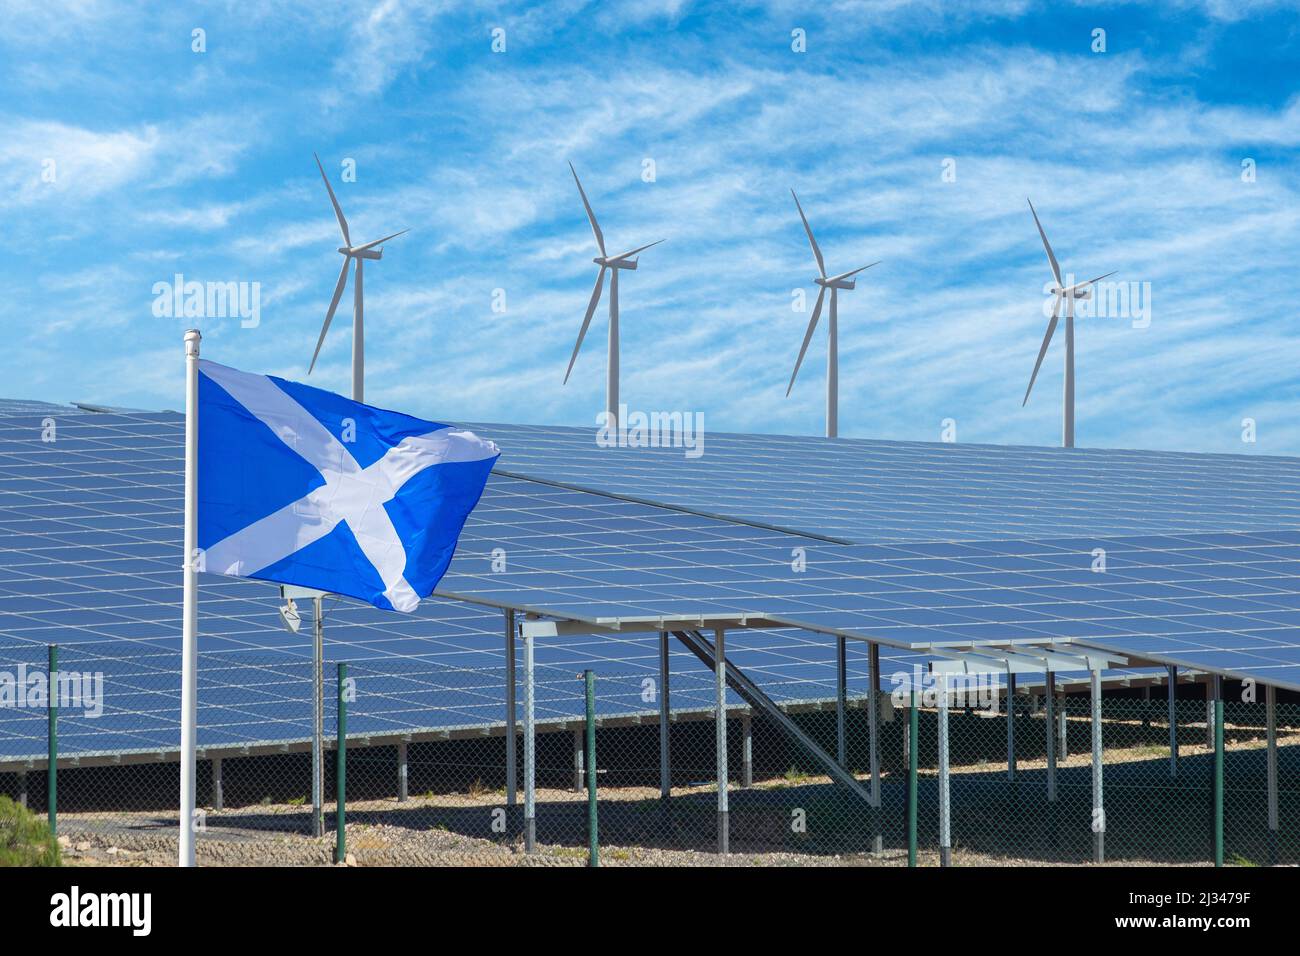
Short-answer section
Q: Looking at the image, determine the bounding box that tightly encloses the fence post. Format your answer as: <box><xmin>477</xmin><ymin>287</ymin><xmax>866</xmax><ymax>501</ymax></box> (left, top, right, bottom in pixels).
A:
<box><xmin>1266</xmin><ymin>684</ymin><xmax>1278</xmax><ymax>866</ymax></box>
<box><xmin>584</xmin><ymin>670</ymin><xmax>598</xmax><ymax>867</ymax></box>
<box><xmin>47</xmin><ymin>644</ymin><xmax>57</xmax><ymax>837</ymax></box>
<box><xmin>714</xmin><ymin>627</ymin><xmax>729</xmax><ymax>856</ymax></box>
<box><xmin>523</xmin><ymin>625</ymin><xmax>536</xmax><ymax>852</ymax></box>
<box><xmin>937</xmin><ymin>672</ymin><xmax>951</xmax><ymax>867</ymax></box>
<box><xmin>658</xmin><ymin>631</ymin><xmax>671</xmax><ymax>799</ymax></box>
<box><xmin>1212</xmin><ymin>675</ymin><xmax>1223</xmax><ymax>867</ymax></box>
<box><xmin>1044</xmin><ymin>671</ymin><xmax>1057</xmax><ymax>803</ymax></box>
<box><xmin>335</xmin><ymin>662</ymin><xmax>347</xmax><ymax>864</ymax></box>
<box><xmin>868</xmin><ymin>642</ymin><xmax>882</xmax><ymax>854</ymax></box>
<box><xmin>907</xmin><ymin>689</ymin><xmax>918</xmax><ymax>867</ymax></box>
<box><xmin>504</xmin><ymin>608</ymin><xmax>516</xmax><ymax>809</ymax></box>
<box><xmin>836</xmin><ymin>635</ymin><xmax>847</xmax><ymax>768</ymax></box>
<box><xmin>1090</xmin><ymin>667</ymin><xmax>1104</xmax><ymax>864</ymax></box>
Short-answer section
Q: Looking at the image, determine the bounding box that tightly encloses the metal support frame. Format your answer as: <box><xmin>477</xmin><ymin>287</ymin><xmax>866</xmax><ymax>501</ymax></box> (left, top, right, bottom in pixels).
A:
<box><xmin>1267</xmin><ymin>684</ymin><xmax>1279</xmax><ymax>865</ymax></box>
<box><xmin>1058</xmin><ymin>690</ymin><xmax>1068</xmax><ymax>760</ymax></box>
<box><xmin>1007</xmin><ymin>672</ymin><xmax>1017</xmax><ymax>782</ymax></box>
<box><xmin>938</xmin><ymin>672</ymin><xmax>951</xmax><ymax>867</ymax></box>
<box><xmin>715</xmin><ymin>627</ymin><xmax>729</xmax><ymax>855</ymax></box>
<box><xmin>312</xmin><ymin>595</ymin><xmax>324</xmax><ymax>838</ymax></box>
<box><xmin>1090</xmin><ymin>667</ymin><xmax>1104</xmax><ymax>864</ymax></box>
<box><xmin>504</xmin><ymin>609</ymin><xmax>516</xmax><ymax>808</ymax></box>
<box><xmin>1045</xmin><ymin>671</ymin><xmax>1057</xmax><ymax>803</ymax></box>
<box><xmin>836</xmin><ymin>635</ymin><xmax>848</xmax><ymax>768</ymax></box>
<box><xmin>523</xmin><ymin>626</ymin><xmax>536</xmax><ymax>852</ymax></box>
<box><xmin>658</xmin><ymin>631</ymin><xmax>671</xmax><ymax>799</ymax></box>
<box><xmin>211</xmin><ymin>757</ymin><xmax>223</xmax><ymax>812</ymax></box>
<box><xmin>1206</xmin><ymin>676</ymin><xmax>1215</xmax><ymax>750</ymax></box>
<box><xmin>573</xmin><ymin>729</ymin><xmax>584</xmax><ymax>793</ymax></box>
<box><xmin>1167</xmin><ymin>665</ymin><xmax>1178</xmax><ymax>778</ymax></box>
<box><xmin>673</xmin><ymin>629</ymin><xmax>873</xmax><ymax>804</ymax></box>
<box><xmin>396</xmin><ymin>741</ymin><xmax>408</xmax><ymax>803</ymax></box>
<box><xmin>741</xmin><ymin>712</ymin><xmax>753</xmax><ymax>788</ymax></box>
<box><xmin>868</xmin><ymin>642</ymin><xmax>882</xmax><ymax>853</ymax></box>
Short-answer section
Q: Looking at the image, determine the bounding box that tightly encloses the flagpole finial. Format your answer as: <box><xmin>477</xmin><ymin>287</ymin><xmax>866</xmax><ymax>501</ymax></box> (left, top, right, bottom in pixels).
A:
<box><xmin>185</xmin><ymin>328</ymin><xmax>201</xmax><ymax>357</ymax></box>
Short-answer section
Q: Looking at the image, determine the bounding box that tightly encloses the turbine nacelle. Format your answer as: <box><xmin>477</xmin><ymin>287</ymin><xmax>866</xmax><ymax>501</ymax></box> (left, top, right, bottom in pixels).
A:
<box><xmin>594</xmin><ymin>256</ymin><xmax>639</xmax><ymax>270</ymax></box>
<box><xmin>340</xmin><ymin>246</ymin><xmax>384</xmax><ymax>260</ymax></box>
<box><xmin>814</xmin><ymin>276</ymin><xmax>856</xmax><ymax>290</ymax></box>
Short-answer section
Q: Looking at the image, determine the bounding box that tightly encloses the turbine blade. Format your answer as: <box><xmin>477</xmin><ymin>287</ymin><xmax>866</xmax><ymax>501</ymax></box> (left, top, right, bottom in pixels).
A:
<box><xmin>791</xmin><ymin>189</ymin><xmax>826</xmax><ymax>278</ymax></box>
<box><xmin>786</xmin><ymin>286</ymin><xmax>827</xmax><ymax>396</ymax></box>
<box><xmin>1023</xmin><ymin>295</ymin><xmax>1061</xmax><ymax>406</ymax></box>
<box><xmin>608</xmin><ymin>238</ymin><xmax>665</xmax><ymax>262</ymax></box>
<box><xmin>309</xmin><ymin>257</ymin><xmax>351</xmax><ymax>374</ymax></box>
<box><xmin>314</xmin><ymin>153</ymin><xmax>351</xmax><ymax>247</ymax></box>
<box><xmin>564</xmin><ymin>267</ymin><xmax>607</xmax><ymax>384</ymax></box>
<box><xmin>351</xmin><ymin>228</ymin><xmax>409</xmax><ymax>253</ymax></box>
<box><xmin>569</xmin><ymin>162</ymin><xmax>606</xmax><ymax>257</ymax></box>
<box><xmin>828</xmin><ymin>261</ymin><xmax>881</xmax><ymax>283</ymax></box>
<box><xmin>1027</xmin><ymin>198</ymin><xmax>1061</xmax><ymax>287</ymax></box>
<box><xmin>1069</xmin><ymin>270</ymin><xmax>1117</xmax><ymax>292</ymax></box>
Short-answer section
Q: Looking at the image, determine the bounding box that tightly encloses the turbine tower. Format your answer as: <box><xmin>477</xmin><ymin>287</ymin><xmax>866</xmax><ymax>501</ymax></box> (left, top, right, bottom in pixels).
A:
<box><xmin>786</xmin><ymin>189</ymin><xmax>879</xmax><ymax>439</ymax></box>
<box><xmin>563</xmin><ymin>162</ymin><xmax>663</xmax><ymax>428</ymax></box>
<box><xmin>1022</xmin><ymin>199</ymin><xmax>1115</xmax><ymax>448</ymax></box>
<box><xmin>308</xmin><ymin>153</ymin><xmax>407</xmax><ymax>403</ymax></box>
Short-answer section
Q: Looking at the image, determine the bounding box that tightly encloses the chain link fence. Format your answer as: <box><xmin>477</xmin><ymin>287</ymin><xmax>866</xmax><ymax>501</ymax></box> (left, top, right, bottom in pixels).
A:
<box><xmin>0</xmin><ymin>640</ymin><xmax>1295</xmax><ymax>866</ymax></box>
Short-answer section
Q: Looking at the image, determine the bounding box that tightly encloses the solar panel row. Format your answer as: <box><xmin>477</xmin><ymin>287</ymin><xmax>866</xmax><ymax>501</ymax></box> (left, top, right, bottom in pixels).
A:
<box><xmin>2</xmin><ymin>401</ymin><xmax>1299</xmax><ymax>763</ymax></box>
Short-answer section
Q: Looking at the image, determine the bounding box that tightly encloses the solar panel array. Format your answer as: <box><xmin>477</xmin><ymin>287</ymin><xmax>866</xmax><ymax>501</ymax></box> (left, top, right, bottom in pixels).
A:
<box><xmin>2</xmin><ymin>400</ymin><xmax>1300</xmax><ymax>760</ymax></box>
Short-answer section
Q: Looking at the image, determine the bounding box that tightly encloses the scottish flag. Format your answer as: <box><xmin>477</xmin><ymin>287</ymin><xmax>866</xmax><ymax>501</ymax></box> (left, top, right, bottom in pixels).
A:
<box><xmin>197</xmin><ymin>360</ymin><xmax>499</xmax><ymax>612</ymax></box>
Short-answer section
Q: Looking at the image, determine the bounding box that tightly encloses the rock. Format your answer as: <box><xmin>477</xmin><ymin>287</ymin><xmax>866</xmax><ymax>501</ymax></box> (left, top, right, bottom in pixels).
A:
<box><xmin>75</xmin><ymin>841</ymin><xmax>92</xmax><ymax>852</ymax></box>
<box><xmin>345</xmin><ymin>853</ymin><xmax>358</xmax><ymax>867</ymax></box>
<box><xmin>57</xmin><ymin>835</ymin><xmax>71</xmax><ymax>849</ymax></box>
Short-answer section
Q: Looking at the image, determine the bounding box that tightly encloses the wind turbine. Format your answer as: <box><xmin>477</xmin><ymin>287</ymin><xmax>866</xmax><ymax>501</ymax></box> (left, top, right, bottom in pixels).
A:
<box><xmin>1022</xmin><ymin>199</ymin><xmax>1115</xmax><ymax>448</ymax></box>
<box><xmin>562</xmin><ymin>162</ymin><xmax>663</xmax><ymax>428</ymax></box>
<box><xmin>308</xmin><ymin>153</ymin><xmax>408</xmax><ymax>403</ymax></box>
<box><xmin>786</xmin><ymin>189</ymin><xmax>879</xmax><ymax>439</ymax></box>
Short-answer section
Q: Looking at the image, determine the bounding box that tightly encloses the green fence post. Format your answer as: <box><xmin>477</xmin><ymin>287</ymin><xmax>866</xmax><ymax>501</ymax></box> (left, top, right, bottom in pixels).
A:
<box><xmin>907</xmin><ymin>689</ymin><xmax>919</xmax><ymax>867</ymax></box>
<box><xmin>47</xmin><ymin>644</ymin><xmax>57</xmax><ymax>837</ymax></box>
<box><xmin>584</xmin><ymin>670</ymin><xmax>598</xmax><ymax>867</ymax></box>
<box><xmin>336</xmin><ymin>662</ymin><xmax>348</xmax><ymax>864</ymax></box>
<box><xmin>1213</xmin><ymin>684</ymin><xmax>1224</xmax><ymax>867</ymax></box>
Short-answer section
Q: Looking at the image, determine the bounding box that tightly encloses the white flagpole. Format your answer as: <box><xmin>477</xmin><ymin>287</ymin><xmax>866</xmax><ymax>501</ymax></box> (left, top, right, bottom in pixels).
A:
<box><xmin>179</xmin><ymin>328</ymin><xmax>201</xmax><ymax>867</ymax></box>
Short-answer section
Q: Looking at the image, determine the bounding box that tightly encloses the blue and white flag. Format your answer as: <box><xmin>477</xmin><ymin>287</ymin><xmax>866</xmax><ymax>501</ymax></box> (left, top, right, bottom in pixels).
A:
<box><xmin>197</xmin><ymin>360</ymin><xmax>499</xmax><ymax>612</ymax></box>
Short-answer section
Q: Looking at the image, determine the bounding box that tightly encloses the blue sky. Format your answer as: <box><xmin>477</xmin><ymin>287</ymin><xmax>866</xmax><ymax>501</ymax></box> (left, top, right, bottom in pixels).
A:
<box><xmin>2</xmin><ymin>0</ymin><xmax>1298</xmax><ymax>454</ymax></box>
